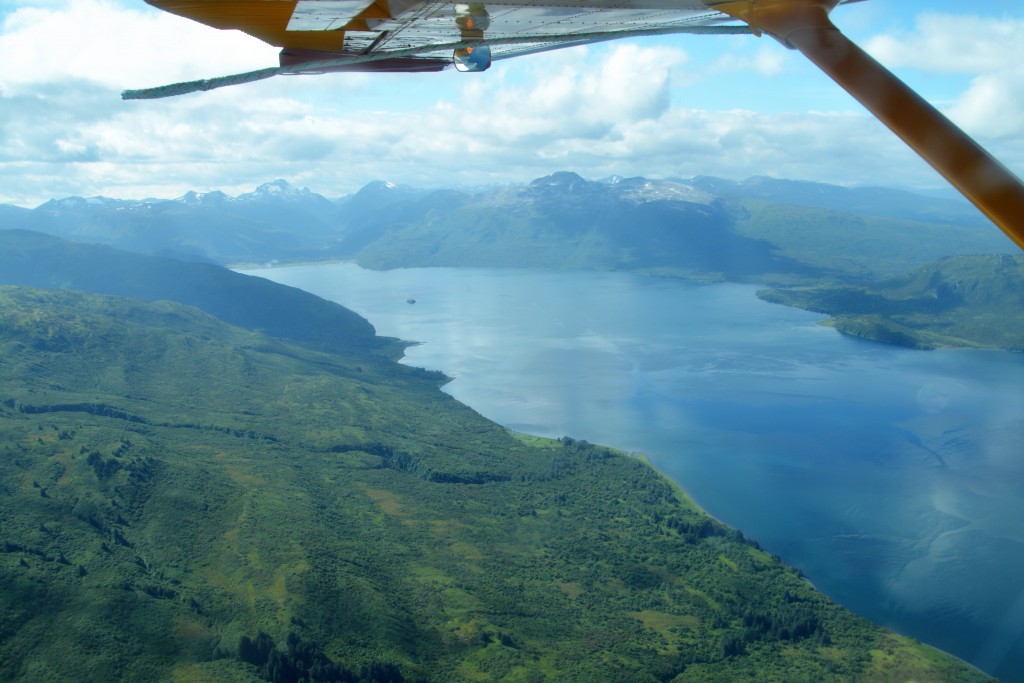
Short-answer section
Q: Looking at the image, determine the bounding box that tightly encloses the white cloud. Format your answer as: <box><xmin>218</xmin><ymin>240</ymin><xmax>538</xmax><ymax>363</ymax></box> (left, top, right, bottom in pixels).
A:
<box><xmin>706</xmin><ymin>45</ymin><xmax>787</xmax><ymax>78</ymax></box>
<box><xmin>0</xmin><ymin>0</ymin><xmax>278</xmax><ymax>92</ymax></box>
<box><xmin>865</xmin><ymin>14</ymin><xmax>1024</xmax><ymax>138</ymax></box>
<box><xmin>866</xmin><ymin>14</ymin><xmax>1023</xmax><ymax>74</ymax></box>
<box><xmin>0</xmin><ymin>1</ymin><xmax>1021</xmax><ymax>208</ymax></box>
<box><xmin>456</xmin><ymin>44</ymin><xmax>687</xmax><ymax>145</ymax></box>
<box><xmin>950</xmin><ymin>74</ymin><xmax>1024</xmax><ymax>140</ymax></box>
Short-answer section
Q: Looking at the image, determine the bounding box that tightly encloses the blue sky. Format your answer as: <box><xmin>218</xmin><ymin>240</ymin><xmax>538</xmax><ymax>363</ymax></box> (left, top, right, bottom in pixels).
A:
<box><xmin>1</xmin><ymin>0</ymin><xmax>1022</xmax><ymax>206</ymax></box>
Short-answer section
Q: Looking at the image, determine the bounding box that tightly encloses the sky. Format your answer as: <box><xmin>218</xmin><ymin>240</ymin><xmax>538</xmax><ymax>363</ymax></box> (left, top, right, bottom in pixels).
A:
<box><xmin>1</xmin><ymin>0</ymin><xmax>1022</xmax><ymax>206</ymax></box>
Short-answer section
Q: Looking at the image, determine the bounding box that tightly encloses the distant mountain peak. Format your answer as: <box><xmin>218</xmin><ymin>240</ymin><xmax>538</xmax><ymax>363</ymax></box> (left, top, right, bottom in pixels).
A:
<box><xmin>39</xmin><ymin>196</ymin><xmax>122</xmax><ymax>212</ymax></box>
<box><xmin>345</xmin><ymin>180</ymin><xmax>427</xmax><ymax>207</ymax></box>
<box><xmin>360</xmin><ymin>180</ymin><xmax>399</xmax><ymax>192</ymax></box>
<box><xmin>177</xmin><ymin>190</ymin><xmax>229</xmax><ymax>206</ymax></box>
<box><xmin>236</xmin><ymin>179</ymin><xmax>322</xmax><ymax>204</ymax></box>
<box><xmin>608</xmin><ymin>177</ymin><xmax>716</xmax><ymax>206</ymax></box>
<box><xmin>40</xmin><ymin>196</ymin><xmax>87</xmax><ymax>209</ymax></box>
<box><xmin>530</xmin><ymin>171</ymin><xmax>588</xmax><ymax>193</ymax></box>
<box><xmin>258</xmin><ymin>179</ymin><xmax>298</xmax><ymax>193</ymax></box>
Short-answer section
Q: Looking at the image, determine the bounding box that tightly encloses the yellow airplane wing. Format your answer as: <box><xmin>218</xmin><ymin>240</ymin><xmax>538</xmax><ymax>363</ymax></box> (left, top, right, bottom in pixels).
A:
<box><xmin>126</xmin><ymin>0</ymin><xmax>1024</xmax><ymax>249</ymax></box>
<box><xmin>139</xmin><ymin>0</ymin><xmax>763</xmax><ymax>76</ymax></box>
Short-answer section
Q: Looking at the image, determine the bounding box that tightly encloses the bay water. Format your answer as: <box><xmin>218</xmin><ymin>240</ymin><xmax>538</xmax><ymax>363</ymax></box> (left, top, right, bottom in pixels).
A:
<box><xmin>244</xmin><ymin>263</ymin><xmax>1024</xmax><ymax>681</ymax></box>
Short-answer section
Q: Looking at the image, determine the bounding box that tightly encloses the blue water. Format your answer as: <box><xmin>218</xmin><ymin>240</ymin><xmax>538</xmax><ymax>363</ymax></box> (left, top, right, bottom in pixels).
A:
<box><xmin>244</xmin><ymin>263</ymin><xmax>1024</xmax><ymax>681</ymax></box>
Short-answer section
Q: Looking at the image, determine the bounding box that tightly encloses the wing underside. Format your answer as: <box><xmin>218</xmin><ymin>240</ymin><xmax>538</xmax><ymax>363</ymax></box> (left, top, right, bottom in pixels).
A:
<box><xmin>319</xmin><ymin>0</ymin><xmax>733</xmax><ymax>63</ymax></box>
<box><xmin>147</xmin><ymin>0</ymin><xmax>748</xmax><ymax>71</ymax></box>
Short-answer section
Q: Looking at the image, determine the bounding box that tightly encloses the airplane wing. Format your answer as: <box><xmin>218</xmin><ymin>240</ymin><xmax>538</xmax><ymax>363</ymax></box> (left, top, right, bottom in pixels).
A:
<box><xmin>126</xmin><ymin>0</ymin><xmax>1024</xmax><ymax>249</ymax></box>
<box><xmin>142</xmin><ymin>0</ymin><xmax>753</xmax><ymax>73</ymax></box>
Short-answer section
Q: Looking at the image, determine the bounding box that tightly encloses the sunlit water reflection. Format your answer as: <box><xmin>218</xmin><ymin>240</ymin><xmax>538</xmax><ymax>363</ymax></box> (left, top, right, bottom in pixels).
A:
<box><xmin>244</xmin><ymin>263</ymin><xmax>1024</xmax><ymax>681</ymax></box>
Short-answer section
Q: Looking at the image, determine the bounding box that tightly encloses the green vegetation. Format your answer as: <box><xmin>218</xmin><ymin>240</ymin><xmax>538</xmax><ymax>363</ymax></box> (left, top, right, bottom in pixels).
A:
<box><xmin>759</xmin><ymin>254</ymin><xmax>1024</xmax><ymax>350</ymax></box>
<box><xmin>343</xmin><ymin>174</ymin><xmax>812</xmax><ymax>284</ymax></box>
<box><xmin>731</xmin><ymin>199</ymin><xmax>1012</xmax><ymax>280</ymax></box>
<box><xmin>0</xmin><ymin>285</ymin><xmax>992</xmax><ymax>681</ymax></box>
<box><xmin>0</xmin><ymin>229</ymin><xmax>385</xmax><ymax>356</ymax></box>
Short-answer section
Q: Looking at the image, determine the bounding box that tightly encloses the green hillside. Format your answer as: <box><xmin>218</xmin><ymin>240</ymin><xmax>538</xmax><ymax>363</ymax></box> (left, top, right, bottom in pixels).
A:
<box><xmin>346</xmin><ymin>174</ymin><xmax>814</xmax><ymax>283</ymax></box>
<box><xmin>0</xmin><ymin>285</ymin><xmax>991</xmax><ymax>682</ymax></box>
<box><xmin>308</xmin><ymin>175</ymin><xmax>1017</xmax><ymax>283</ymax></box>
<box><xmin>732</xmin><ymin>199</ymin><xmax>1013</xmax><ymax>281</ymax></box>
<box><xmin>759</xmin><ymin>254</ymin><xmax>1024</xmax><ymax>350</ymax></box>
<box><xmin>0</xmin><ymin>230</ymin><xmax>383</xmax><ymax>356</ymax></box>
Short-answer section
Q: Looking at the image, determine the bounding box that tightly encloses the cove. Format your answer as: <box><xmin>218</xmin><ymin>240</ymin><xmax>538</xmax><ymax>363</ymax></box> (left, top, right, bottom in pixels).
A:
<box><xmin>244</xmin><ymin>263</ymin><xmax>1024</xmax><ymax>681</ymax></box>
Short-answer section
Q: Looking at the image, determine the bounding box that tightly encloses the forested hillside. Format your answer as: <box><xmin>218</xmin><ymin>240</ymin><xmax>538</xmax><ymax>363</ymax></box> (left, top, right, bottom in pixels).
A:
<box><xmin>759</xmin><ymin>254</ymin><xmax>1024</xmax><ymax>350</ymax></box>
<box><xmin>0</xmin><ymin>284</ymin><xmax>992</xmax><ymax>682</ymax></box>
<box><xmin>0</xmin><ymin>230</ymin><xmax>384</xmax><ymax>356</ymax></box>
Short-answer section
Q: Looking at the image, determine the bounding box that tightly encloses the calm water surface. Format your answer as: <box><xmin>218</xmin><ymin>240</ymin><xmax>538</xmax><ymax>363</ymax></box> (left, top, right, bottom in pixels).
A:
<box><xmin>245</xmin><ymin>263</ymin><xmax>1024</xmax><ymax>681</ymax></box>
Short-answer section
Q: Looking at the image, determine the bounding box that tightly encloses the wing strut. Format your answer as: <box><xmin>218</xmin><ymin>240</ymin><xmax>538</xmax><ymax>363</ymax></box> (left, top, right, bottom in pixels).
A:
<box><xmin>713</xmin><ymin>0</ymin><xmax>1024</xmax><ymax>250</ymax></box>
<box><xmin>121</xmin><ymin>25</ymin><xmax>749</xmax><ymax>101</ymax></box>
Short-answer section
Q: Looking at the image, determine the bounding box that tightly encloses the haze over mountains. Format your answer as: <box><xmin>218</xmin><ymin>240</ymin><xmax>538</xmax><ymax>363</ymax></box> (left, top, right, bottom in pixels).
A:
<box><xmin>1</xmin><ymin>173</ymin><xmax>1013</xmax><ymax>282</ymax></box>
<box><xmin>6</xmin><ymin>171</ymin><xmax>1020</xmax><ymax>350</ymax></box>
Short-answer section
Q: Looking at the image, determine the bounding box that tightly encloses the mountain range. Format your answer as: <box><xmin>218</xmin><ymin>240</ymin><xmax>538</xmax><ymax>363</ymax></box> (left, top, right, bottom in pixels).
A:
<box><xmin>1</xmin><ymin>173</ymin><xmax>1013</xmax><ymax>282</ymax></box>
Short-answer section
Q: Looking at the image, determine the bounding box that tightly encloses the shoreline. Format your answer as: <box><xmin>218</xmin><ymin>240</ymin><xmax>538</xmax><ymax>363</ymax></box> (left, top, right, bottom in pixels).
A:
<box><xmin>240</xmin><ymin>260</ymin><xmax>1016</xmax><ymax>680</ymax></box>
<box><xmin>507</xmin><ymin>429</ymin><xmax>712</xmax><ymax>518</ymax></box>
<box><xmin>241</xmin><ymin>259</ymin><xmax>1022</xmax><ymax>353</ymax></box>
